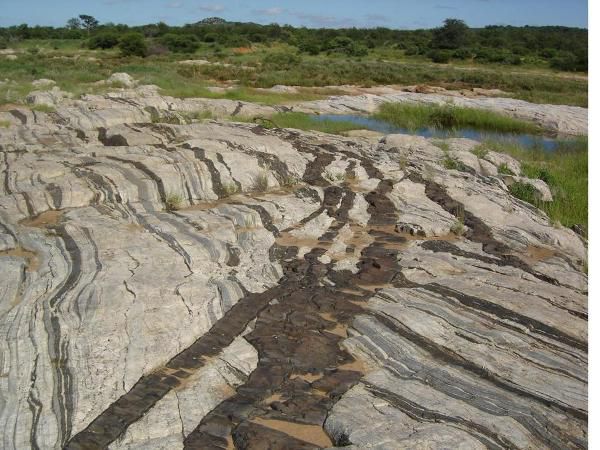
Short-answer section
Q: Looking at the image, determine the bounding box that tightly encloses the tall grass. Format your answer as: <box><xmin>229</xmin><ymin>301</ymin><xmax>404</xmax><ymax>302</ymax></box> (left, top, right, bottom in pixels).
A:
<box><xmin>480</xmin><ymin>137</ymin><xmax>587</xmax><ymax>233</ymax></box>
<box><xmin>374</xmin><ymin>102</ymin><xmax>541</xmax><ymax>134</ymax></box>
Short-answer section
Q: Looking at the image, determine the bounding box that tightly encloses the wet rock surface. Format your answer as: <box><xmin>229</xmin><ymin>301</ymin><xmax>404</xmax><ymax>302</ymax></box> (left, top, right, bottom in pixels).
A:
<box><xmin>0</xmin><ymin>90</ymin><xmax>587</xmax><ymax>449</ymax></box>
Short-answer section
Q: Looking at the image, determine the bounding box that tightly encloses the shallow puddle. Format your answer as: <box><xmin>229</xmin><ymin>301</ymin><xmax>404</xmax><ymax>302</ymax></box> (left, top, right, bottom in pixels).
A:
<box><xmin>313</xmin><ymin>114</ymin><xmax>566</xmax><ymax>151</ymax></box>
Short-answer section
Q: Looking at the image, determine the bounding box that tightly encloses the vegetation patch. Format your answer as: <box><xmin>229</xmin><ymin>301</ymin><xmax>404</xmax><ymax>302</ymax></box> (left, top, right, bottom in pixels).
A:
<box><xmin>481</xmin><ymin>137</ymin><xmax>587</xmax><ymax>234</ymax></box>
<box><xmin>471</xmin><ymin>144</ymin><xmax>489</xmax><ymax>159</ymax></box>
<box><xmin>374</xmin><ymin>102</ymin><xmax>541</xmax><ymax>134</ymax></box>
<box><xmin>165</xmin><ymin>193</ymin><xmax>183</xmax><ymax>211</ymax></box>
<box><xmin>253</xmin><ymin>171</ymin><xmax>270</xmax><ymax>192</ymax></box>
<box><xmin>508</xmin><ymin>182</ymin><xmax>538</xmax><ymax>204</ymax></box>
<box><xmin>222</xmin><ymin>182</ymin><xmax>240</xmax><ymax>196</ymax></box>
<box><xmin>497</xmin><ymin>163</ymin><xmax>515</xmax><ymax>175</ymax></box>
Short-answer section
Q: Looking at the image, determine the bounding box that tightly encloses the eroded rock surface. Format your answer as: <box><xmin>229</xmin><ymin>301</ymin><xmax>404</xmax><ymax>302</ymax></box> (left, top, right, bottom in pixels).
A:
<box><xmin>0</xmin><ymin>93</ymin><xmax>587</xmax><ymax>449</ymax></box>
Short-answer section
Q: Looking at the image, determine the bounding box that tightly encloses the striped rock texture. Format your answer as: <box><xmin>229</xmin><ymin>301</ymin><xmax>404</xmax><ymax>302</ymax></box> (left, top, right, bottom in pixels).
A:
<box><xmin>0</xmin><ymin>91</ymin><xmax>587</xmax><ymax>449</ymax></box>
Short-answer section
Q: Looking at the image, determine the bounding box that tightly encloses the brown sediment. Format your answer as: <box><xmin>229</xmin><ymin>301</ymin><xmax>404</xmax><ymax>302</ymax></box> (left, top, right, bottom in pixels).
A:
<box><xmin>275</xmin><ymin>232</ymin><xmax>332</xmax><ymax>250</ymax></box>
<box><xmin>263</xmin><ymin>393</ymin><xmax>284</xmax><ymax>404</ymax></box>
<box><xmin>337</xmin><ymin>357</ymin><xmax>372</xmax><ymax>374</ymax></box>
<box><xmin>0</xmin><ymin>247</ymin><xmax>40</xmax><ymax>271</ymax></box>
<box><xmin>290</xmin><ymin>373</ymin><xmax>324</xmax><ymax>383</ymax></box>
<box><xmin>125</xmin><ymin>222</ymin><xmax>145</xmax><ymax>233</ymax></box>
<box><xmin>517</xmin><ymin>245</ymin><xmax>556</xmax><ymax>265</ymax></box>
<box><xmin>354</xmin><ymin>281</ymin><xmax>394</xmax><ymax>292</ymax></box>
<box><xmin>319</xmin><ymin>312</ymin><xmax>348</xmax><ymax>337</ymax></box>
<box><xmin>251</xmin><ymin>417</ymin><xmax>334</xmax><ymax>448</ymax></box>
<box><xmin>20</xmin><ymin>209</ymin><xmax>64</xmax><ymax>228</ymax></box>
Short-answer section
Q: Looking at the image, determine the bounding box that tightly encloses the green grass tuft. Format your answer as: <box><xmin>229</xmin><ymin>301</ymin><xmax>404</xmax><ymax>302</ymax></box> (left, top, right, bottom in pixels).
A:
<box><xmin>165</xmin><ymin>193</ymin><xmax>184</xmax><ymax>211</ymax></box>
<box><xmin>222</xmin><ymin>182</ymin><xmax>240</xmax><ymax>196</ymax></box>
<box><xmin>508</xmin><ymin>182</ymin><xmax>538</xmax><ymax>203</ymax></box>
<box><xmin>471</xmin><ymin>144</ymin><xmax>489</xmax><ymax>159</ymax></box>
<box><xmin>253</xmin><ymin>171</ymin><xmax>270</xmax><ymax>192</ymax></box>
<box><xmin>497</xmin><ymin>163</ymin><xmax>516</xmax><ymax>175</ymax></box>
<box><xmin>374</xmin><ymin>102</ymin><xmax>541</xmax><ymax>134</ymax></box>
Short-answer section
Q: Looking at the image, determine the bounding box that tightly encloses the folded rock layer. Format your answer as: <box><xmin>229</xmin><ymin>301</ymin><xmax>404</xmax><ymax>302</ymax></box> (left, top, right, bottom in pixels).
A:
<box><xmin>0</xmin><ymin>90</ymin><xmax>587</xmax><ymax>449</ymax></box>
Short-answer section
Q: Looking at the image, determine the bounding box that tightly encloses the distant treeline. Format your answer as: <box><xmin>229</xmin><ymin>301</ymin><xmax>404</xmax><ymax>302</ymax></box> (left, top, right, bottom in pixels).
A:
<box><xmin>0</xmin><ymin>17</ymin><xmax>588</xmax><ymax>71</ymax></box>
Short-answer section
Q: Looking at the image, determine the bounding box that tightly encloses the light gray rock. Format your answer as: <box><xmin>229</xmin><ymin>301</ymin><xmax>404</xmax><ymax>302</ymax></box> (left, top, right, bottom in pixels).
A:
<box><xmin>0</xmin><ymin>91</ymin><xmax>586</xmax><ymax>450</ymax></box>
<box><xmin>25</xmin><ymin>86</ymin><xmax>71</xmax><ymax>107</ymax></box>
<box><xmin>31</xmin><ymin>78</ymin><xmax>56</xmax><ymax>88</ymax></box>
<box><xmin>107</xmin><ymin>72</ymin><xmax>137</xmax><ymax>88</ymax></box>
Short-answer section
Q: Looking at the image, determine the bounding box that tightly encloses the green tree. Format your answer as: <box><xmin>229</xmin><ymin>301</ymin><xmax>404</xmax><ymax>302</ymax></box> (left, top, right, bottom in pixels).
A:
<box><xmin>119</xmin><ymin>32</ymin><xmax>148</xmax><ymax>57</ymax></box>
<box><xmin>160</xmin><ymin>34</ymin><xmax>199</xmax><ymax>53</ymax></box>
<box><xmin>78</xmin><ymin>15</ymin><xmax>99</xmax><ymax>34</ymax></box>
<box><xmin>88</xmin><ymin>32</ymin><xmax>120</xmax><ymax>49</ymax></box>
<box><xmin>66</xmin><ymin>17</ymin><xmax>81</xmax><ymax>30</ymax></box>
<box><xmin>432</xmin><ymin>18</ymin><xmax>470</xmax><ymax>50</ymax></box>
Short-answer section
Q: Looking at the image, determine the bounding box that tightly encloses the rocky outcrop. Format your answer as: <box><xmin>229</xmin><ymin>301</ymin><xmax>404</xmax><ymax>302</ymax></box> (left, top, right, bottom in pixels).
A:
<box><xmin>15</xmin><ymin>79</ymin><xmax>588</xmax><ymax>138</ymax></box>
<box><xmin>0</xmin><ymin>92</ymin><xmax>587</xmax><ymax>449</ymax></box>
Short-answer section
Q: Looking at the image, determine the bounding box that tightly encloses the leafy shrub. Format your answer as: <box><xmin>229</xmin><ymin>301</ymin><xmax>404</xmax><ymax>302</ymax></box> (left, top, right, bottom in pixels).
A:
<box><xmin>262</xmin><ymin>52</ymin><xmax>301</xmax><ymax>69</ymax></box>
<box><xmin>119</xmin><ymin>32</ymin><xmax>148</xmax><ymax>57</ymax></box>
<box><xmin>88</xmin><ymin>32</ymin><xmax>120</xmax><ymax>49</ymax></box>
<box><xmin>203</xmin><ymin>33</ymin><xmax>218</xmax><ymax>43</ymax></box>
<box><xmin>298</xmin><ymin>40</ymin><xmax>321</xmax><ymax>55</ymax></box>
<box><xmin>452</xmin><ymin>48</ymin><xmax>473</xmax><ymax>60</ymax></box>
<box><xmin>160</xmin><ymin>33</ymin><xmax>199</xmax><ymax>53</ymax></box>
<box><xmin>550</xmin><ymin>52</ymin><xmax>587</xmax><ymax>72</ymax></box>
<box><xmin>0</xmin><ymin>38</ymin><xmax>7</xmax><ymax>49</ymax></box>
<box><xmin>326</xmin><ymin>36</ymin><xmax>368</xmax><ymax>57</ymax></box>
<box><xmin>404</xmin><ymin>45</ymin><xmax>419</xmax><ymax>56</ymax></box>
<box><xmin>428</xmin><ymin>50</ymin><xmax>451</xmax><ymax>63</ymax></box>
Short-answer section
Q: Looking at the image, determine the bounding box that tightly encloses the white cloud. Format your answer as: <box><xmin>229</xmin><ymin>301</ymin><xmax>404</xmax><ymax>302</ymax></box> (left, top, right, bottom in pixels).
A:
<box><xmin>253</xmin><ymin>7</ymin><xmax>285</xmax><ymax>16</ymax></box>
<box><xmin>197</xmin><ymin>3</ymin><xmax>225</xmax><ymax>12</ymax></box>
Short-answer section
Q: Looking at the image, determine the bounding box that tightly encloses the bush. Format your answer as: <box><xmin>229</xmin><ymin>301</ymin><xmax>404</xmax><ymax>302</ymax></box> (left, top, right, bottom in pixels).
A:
<box><xmin>508</xmin><ymin>182</ymin><xmax>538</xmax><ymax>204</ymax></box>
<box><xmin>550</xmin><ymin>52</ymin><xmax>587</xmax><ymax>72</ymax></box>
<box><xmin>262</xmin><ymin>52</ymin><xmax>301</xmax><ymax>69</ymax></box>
<box><xmin>119</xmin><ymin>33</ymin><xmax>148</xmax><ymax>57</ymax></box>
<box><xmin>452</xmin><ymin>48</ymin><xmax>473</xmax><ymax>60</ymax></box>
<box><xmin>88</xmin><ymin>32</ymin><xmax>120</xmax><ymax>49</ymax></box>
<box><xmin>0</xmin><ymin>38</ymin><xmax>7</xmax><ymax>49</ymax></box>
<box><xmin>428</xmin><ymin>50</ymin><xmax>451</xmax><ymax>63</ymax></box>
<box><xmin>203</xmin><ymin>33</ymin><xmax>218</xmax><ymax>43</ymax></box>
<box><xmin>160</xmin><ymin>33</ymin><xmax>199</xmax><ymax>53</ymax></box>
<box><xmin>404</xmin><ymin>45</ymin><xmax>419</xmax><ymax>56</ymax></box>
<box><xmin>298</xmin><ymin>40</ymin><xmax>321</xmax><ymax>55</ymax></box>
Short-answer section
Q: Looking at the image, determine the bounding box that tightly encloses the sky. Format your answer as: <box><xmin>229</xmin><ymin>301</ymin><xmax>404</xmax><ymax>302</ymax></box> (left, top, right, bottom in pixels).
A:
<box><xmin>0</xmin><ymin>0</ymin><xmax>588</xmax><ymax>29</ymax></box>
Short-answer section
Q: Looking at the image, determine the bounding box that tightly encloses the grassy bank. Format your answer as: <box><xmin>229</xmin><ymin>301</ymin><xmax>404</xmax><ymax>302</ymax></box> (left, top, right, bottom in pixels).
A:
<box><xmin>0</xmin><ymin>44</ymin><xmax>588</xmax><ymax>107</ymax></box>
<box><xmin>374</xmin><ymin>102</ymin><xmax>541</xmax><ymax>133</ymax></box>
<box><xmin>476</xmin><ymin>137</ymin><xmax>587</xmax><ymax>233</ymax></box>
